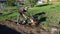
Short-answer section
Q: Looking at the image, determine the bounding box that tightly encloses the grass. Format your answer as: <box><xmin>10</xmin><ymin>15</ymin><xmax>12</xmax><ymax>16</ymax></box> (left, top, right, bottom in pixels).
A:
<box><xmin>27</xmin><ymin>2</ymin><xmax>60</xmax><ymax>27</ymax></box>
<box><xmin>0</xmin><ymin>10</ymin><xmax>18</xmax><ymax>21</ymax></box>
<box><xmin>0</xmin><ymin>2</ymin><xmax>60</xmax><ymax>28</ymax></box>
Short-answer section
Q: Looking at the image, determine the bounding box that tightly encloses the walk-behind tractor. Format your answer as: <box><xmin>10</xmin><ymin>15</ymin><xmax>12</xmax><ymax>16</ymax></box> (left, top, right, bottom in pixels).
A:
<box><xmin>21</xmin><ymin>14</ymin><xmax>37</xmax><ymax>25</ymax></box>
<box><xmin>17</xmin><ymin>6</ymin><xmax>46</xmax><ymax>26</ymax></box>
<box><xmin>16</xmin><ymin>0</ymin><xmax>37</xmax><ymax>26</ymax></box>
<box><xmin>17</xmin><ymin>7</ymin><xmax>37</xmax><ymax>26</ymax></box>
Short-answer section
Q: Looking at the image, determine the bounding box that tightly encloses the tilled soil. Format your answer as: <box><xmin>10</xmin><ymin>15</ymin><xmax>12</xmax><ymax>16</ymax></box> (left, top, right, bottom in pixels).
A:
<box><xmin>0</xmin><ymin>20</ymin><xmax>49</xmax><ymax>34</ymax></box>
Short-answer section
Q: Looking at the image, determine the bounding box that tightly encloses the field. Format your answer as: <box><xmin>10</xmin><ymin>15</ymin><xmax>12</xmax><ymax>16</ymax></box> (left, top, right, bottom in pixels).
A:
<box><xmin>27</xmin><ymin>2</ymin><xmax>60</xmax><ymax>27</ymax></box>
<box><xmin>0</xmin><ymin>2</ymin><xmax>60</xmax><ymax>34</ymax></box>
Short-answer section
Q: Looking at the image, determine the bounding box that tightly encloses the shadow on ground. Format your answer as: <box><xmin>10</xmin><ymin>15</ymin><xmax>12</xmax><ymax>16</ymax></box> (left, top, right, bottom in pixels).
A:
<box><xmin>0</xmin><ymin>24</ymin><xmax>21</xmax><ymax>34</ymax></box>
<box><xmin>33</xmin><ymin>12</ymin><xmax>46</xmax><ymax>26</ymax></box>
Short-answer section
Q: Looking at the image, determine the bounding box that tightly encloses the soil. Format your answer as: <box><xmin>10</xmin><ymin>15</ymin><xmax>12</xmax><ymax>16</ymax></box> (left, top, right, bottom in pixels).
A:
<box><xmin>0</xmin><ymin>20</ymin><xmax>49</xmax><ymax>34</ymax></box>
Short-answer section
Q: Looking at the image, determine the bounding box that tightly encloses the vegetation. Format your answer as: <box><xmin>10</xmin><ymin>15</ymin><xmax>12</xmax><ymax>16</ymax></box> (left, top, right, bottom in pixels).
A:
<box><xmin>0</xmin><ymin>2</ymin><xmax>60</xmax><ymax>27</ymax></box>
<box><xmin>5</xmin><ymin>0</ymin><xmax>17</xmax><ymax>6</ymax></box>
<box><xmin>0</xmin><ymin>0</ymin><xmax>60</xmax><ymax>34</ymax></box>
<box><xmin>28</xmin><ymin>2</ymin><xmax>60</xmax><ymax>27</ymax></box>
<box><xmin>26</xmin><ymin>0</ymin><xmax>37</xmax><ymax>7</ymax></box>
<box><xmin>47</xmin><ymin>0</ymin><xmax>50</xmax><ymax>4</ymax></box>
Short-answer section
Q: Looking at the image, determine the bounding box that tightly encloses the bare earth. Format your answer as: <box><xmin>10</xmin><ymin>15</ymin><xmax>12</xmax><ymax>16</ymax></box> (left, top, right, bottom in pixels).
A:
<box><xmin>0</xmin><ymin>20</ymin><xmax>58</xmax><ymax>34</ymax></box>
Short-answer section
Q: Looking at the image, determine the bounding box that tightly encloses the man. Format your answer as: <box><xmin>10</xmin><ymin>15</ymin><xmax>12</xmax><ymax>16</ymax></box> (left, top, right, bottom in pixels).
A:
<box><xmin>17</xmin><ymin>8</ymin><xmax>22</xmax><ymax>24</ymax></box>
<box><xmin>17</xmin><ymin>6</ymin><xmax>28</xmax><ymax>24</ymax></box>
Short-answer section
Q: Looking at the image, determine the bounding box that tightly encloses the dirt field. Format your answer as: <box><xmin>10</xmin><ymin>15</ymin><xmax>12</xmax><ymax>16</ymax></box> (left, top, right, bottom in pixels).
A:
<box><xmin>0</xmin><ymin>20</ymin><xmax>50</xmax><ymax>34</ymax></box>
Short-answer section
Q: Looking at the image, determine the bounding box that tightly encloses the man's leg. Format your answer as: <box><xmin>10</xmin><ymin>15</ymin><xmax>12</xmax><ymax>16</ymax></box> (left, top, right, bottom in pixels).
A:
<box><xmin>17</xmin><ymin>13</ymin><xmax>21</xmax><ymax>24</ymax></box>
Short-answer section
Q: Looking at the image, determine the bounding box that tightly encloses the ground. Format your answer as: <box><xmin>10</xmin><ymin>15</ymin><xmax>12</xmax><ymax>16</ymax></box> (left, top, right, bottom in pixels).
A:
<box><xmin>0</xmin><ymin>2</ymin><xmax>60</xmax><ymax>34</ymax></box>
<box><xmin>0</xmin><ymin>20</ymin><xmax>51</xmax><ymax>34</ymax></box>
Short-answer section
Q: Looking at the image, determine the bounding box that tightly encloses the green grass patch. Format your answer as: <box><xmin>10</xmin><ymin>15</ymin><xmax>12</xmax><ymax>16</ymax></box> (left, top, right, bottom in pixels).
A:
<box><xmin>0</xmin><ymin>10</ymin><xmax>18</xmax><ymax>21</ymax></box>
<box><xmin>27</xmin><ymin>3</ymin><xmax>60</xmax><ymax>27</ymax></box>
<box><xmin>0</xmin><ymin>2</ymin><xmax>60</xmax><ymax>27</ymax></box>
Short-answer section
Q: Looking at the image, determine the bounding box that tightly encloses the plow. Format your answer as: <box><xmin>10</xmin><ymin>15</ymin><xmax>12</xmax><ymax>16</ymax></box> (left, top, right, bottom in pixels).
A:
<box><xmin>16</xmin><ymin>5</ymin><xmax>40</xmax><ymax>26</ymax></box>
<box><xmin>17</xmin><ymin>9</ymin><xmax>38</xmax><ymax>26</ymax></box>
<box><xmin>17</xmin><ymin>7</ymin><xmax>46</xmax><ymax>26</ymax></box>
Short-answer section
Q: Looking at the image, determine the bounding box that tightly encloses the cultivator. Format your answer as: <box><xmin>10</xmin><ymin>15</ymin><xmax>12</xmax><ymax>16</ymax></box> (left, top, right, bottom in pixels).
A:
<box><xmin>17</xmin><ymin>7</ymin><xmax>37</xmax><ymax>26</ymax></box>
<box><xmin>22</xmin><ymin>14</ymin><xmax>37</xmax><ymax>25</ymax></box>
<box><xmin>17</xmin><ymin>0</ymin><xmax>38</xmax><ymax>26</ymax></box>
